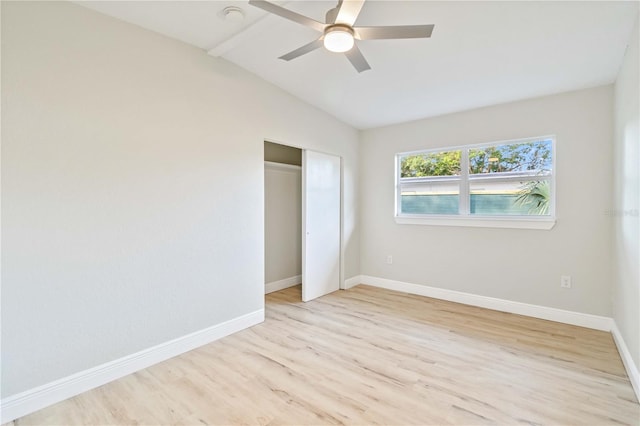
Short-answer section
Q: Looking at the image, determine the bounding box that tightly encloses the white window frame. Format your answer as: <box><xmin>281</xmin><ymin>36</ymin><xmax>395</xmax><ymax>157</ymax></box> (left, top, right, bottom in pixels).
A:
<box><xmin>395</xmin><ymin>135</ymin><xmax>556</xmax><ymax>230</ymax></box>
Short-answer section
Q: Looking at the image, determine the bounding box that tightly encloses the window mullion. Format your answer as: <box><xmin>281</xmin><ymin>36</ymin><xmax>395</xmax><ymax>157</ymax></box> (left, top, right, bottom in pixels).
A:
<box><xmin>459</xmin><ymin>149</ymin><xmax>470</xmax><ymax>215</ymax></box>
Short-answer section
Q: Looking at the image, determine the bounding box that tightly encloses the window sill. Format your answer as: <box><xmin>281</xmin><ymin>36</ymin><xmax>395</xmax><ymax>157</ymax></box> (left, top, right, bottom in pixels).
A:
<box><xmin>395</xmin><ymin>215</ymin><xmax>556</xmax><ymax>230</ymax></box>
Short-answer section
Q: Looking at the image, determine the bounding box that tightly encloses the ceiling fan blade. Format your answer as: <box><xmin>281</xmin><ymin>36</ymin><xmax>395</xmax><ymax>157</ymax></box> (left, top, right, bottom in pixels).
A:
<box><xmin>355</xmin><ymin>24</ymin><xmax>434</xmax><ymax>40</ymax></box>
<box><xmin>248</xmin><ymin>0</ymin><xmax>325</xmax><ymax>32</ymax></box>
<box><xmin>345</xmin><ymin>44</ymin><xmax>371</xmax><ymax>73</ymax></box>
<box><xmin>334</xmin><ymin>0</ymin><xmax>366</xmax><ymax>26</ymax></box>
<box><xmin>279</xmin><ymin>38</ymin><xmax>324</xmax><ymax>61</ymax></box>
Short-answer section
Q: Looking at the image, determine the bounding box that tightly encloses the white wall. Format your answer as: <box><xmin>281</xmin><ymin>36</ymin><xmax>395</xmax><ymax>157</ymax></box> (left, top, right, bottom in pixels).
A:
<box><xmin>264</xmin><ymin>163</ymin><xmax>302</xmax><ymax>285</ymax></box>
<box><xmin>1</xmin><ymin>1</ymin><xmax>359</xmax><ymax>398</ymax></box>
<box><xmin>613</xmin><ymin>15</ymin><xmax>639</xmax><ymax>370</ymax></box>
<box><xmin>360</xmin><ymin>86</ymin><xmax>613</xmax><ymax>316</ymax></box>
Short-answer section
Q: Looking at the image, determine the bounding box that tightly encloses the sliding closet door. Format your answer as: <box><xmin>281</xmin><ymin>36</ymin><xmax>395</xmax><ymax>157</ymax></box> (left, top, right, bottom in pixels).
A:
<box><xmin>302</xmin><ymin>150</ymin><xmax>341</xmax><ymax>302</ymax></box>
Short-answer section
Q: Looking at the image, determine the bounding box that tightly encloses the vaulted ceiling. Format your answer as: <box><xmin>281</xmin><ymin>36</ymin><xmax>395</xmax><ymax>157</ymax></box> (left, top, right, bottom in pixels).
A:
<box><xmin>77</xmin><ymin>1</ymin><xmax>638</xmax><ymax>129</ymax></box>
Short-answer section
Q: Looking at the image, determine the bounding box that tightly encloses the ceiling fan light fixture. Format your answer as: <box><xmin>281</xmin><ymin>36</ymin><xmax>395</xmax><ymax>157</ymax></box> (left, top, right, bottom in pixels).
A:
<box><xmin>324</xmin><ymin>25</ymin><xmax>355</xmax><ymax>53</ymax></box>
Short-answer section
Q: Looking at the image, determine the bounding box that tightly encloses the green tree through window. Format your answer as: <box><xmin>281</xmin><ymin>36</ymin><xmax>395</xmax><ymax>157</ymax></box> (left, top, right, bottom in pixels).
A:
<box><xmin>401</xmin><ymin>142</ymin><xmax>551</xmax><ymax>178</ymax></box>
<box><xmin>400</xmin><ymin>150</ymin><xmax>461</xmax><ymax>177</ymax></box>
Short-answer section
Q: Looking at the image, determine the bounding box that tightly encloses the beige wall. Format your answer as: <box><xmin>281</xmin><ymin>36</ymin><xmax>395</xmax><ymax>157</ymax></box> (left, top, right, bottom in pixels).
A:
<box><xmin>1</xmin><ymin>1</ymin><xmax>359</xmax><ymax>397</ymax></box>
<box><xmin>360</xmin><ymin>86</ymin><xmax>613</xmax><ymax>316</ymax></box>
<box><xmin>264</xmin><ymin>141</ymin><xmax>302</xmax><ymax>166</ymax></box>
<box><xmin>613</xmin><ymin>15</ymin><xmax>639</xmax><ymax>370</ymax></box>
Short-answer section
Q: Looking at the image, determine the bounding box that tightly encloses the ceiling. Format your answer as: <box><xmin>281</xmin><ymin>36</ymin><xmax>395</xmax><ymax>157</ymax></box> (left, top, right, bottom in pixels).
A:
<box><xmin>77</xmin><ymin>1</ymin><xmax>638</xmax><ymax>129</ymax></box>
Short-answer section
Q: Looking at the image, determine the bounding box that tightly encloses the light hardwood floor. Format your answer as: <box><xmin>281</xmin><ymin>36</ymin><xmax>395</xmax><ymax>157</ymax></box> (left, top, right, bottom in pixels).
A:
<box><xmin>8</xmin><ymin>285</ymin><xmax>640</xmax><ymax>425</ymax></box>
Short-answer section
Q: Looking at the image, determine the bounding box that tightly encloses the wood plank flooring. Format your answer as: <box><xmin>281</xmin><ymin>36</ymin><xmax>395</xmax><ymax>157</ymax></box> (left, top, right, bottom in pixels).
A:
<box><xmin>8</xmin><ymin>285</ymin><xmax>640</xmax><ymax>425</ymax></box>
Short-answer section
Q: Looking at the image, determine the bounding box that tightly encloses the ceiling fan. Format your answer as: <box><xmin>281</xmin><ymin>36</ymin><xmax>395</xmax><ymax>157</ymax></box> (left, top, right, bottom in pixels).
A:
<box><xmin>248</xmin><ymin>0</ymin><xmax>434</xmax><ymax>73</ymax></box>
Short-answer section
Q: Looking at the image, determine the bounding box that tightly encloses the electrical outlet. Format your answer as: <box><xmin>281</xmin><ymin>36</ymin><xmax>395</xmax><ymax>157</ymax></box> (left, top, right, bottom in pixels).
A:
<box><xmin>560</xmin><ymin>275</ymin><xmax>572</xmax><ymax>288</ymax></box>
<box><xmin>386</xmin><ymin>255</ymin><xmax>393</xmax><ymax>265</ymax></box>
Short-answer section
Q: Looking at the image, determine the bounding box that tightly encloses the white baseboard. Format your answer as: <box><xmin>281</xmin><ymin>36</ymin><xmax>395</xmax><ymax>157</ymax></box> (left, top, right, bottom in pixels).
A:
<box><xmin>0</xmin><ymin>309</ymin><xmax>264</xmax><ymax>424</ymax></box>
<box><xmin>357</xmin><ymin>275</ymin><xmax>614</xmax><ymax>331</ymax></box>
<box><xmin>611</xmin><ymin>322</ymin><xmax>640</xmax><ymax>402</ymax></box>
<box><xmin>343</xmin><ymin>275</ymin><xmax>362</xmax><ymax>289</ymax></box>
<box><xmin>265</xmin><ymin>275</ymin><xmax>301</xmax><ymax>294</ymax></box>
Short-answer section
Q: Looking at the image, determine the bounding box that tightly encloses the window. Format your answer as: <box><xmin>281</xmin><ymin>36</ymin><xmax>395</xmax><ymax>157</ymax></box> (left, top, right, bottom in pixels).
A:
<box><xmin>396</xmin><ymin>136</ymin><xmax>555</xmax><ymax>229</ymax></box>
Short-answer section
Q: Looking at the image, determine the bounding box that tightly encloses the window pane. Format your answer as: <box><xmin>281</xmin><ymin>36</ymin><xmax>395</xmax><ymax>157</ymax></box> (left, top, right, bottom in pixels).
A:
<box><xmin>400</xmin><ymin>150</ymin><xmax>462</xmax><ymax>178</ymax></box>
<box><xmin>469</xmin><ymin>139</ymin><xmax>552</xmax><ymax>176</ymax></box>
<box><xmin>470</xmin><ymin>180</ymin><xmax>550</xmax><ymax>216</ymax></box>
<box><xmin>401</xmin><ymin>182</ymin><xmax>459</xmax><ymax>215</ymax></box>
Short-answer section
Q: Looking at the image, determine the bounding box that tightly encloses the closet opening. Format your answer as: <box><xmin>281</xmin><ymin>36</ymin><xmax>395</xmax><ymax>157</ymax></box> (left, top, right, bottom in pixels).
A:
<box><xmin>264</xmin><ymin>142</ymin><xmax>302</xmax><ymax>299</ymax></box>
